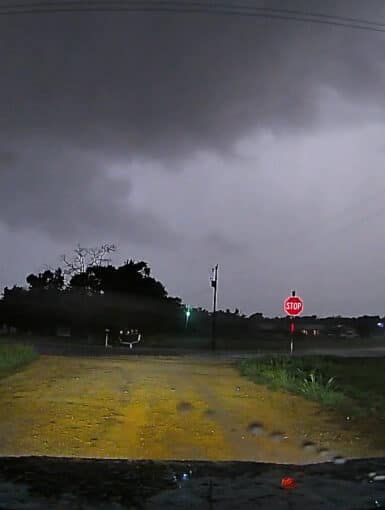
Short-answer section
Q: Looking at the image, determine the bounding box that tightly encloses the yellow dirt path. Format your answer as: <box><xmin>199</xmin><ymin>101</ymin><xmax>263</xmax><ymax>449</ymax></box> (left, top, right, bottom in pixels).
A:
<box><xmin>0</xmin><ymin>355</ymin><xmax>381</xmax><ymax>462</ymax></box>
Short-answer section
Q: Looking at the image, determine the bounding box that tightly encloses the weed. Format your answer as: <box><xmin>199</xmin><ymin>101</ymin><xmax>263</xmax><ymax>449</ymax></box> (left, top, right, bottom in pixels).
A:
<box><xmin>238</xmin><ymin>357</ymin><xmax>345</xmax><ymax>407</ymax></box>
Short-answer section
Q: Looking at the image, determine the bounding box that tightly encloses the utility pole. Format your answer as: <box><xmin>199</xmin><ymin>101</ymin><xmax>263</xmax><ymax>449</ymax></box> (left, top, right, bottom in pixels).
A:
<box><xmin>185</xmin><ymin>306</ymin><xmax>191</xmax><ymax>329</ymax></box>
<box><xmin>210</xmin><ymin>264</ymin><xmax>218</xmax><ymax>351</ymax></box>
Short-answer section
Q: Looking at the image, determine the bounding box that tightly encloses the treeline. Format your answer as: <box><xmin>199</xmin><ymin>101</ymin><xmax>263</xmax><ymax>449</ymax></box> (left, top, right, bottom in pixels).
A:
<box><xmin>0</xmin><ymin>260</ymin><xmax>187</xmax><ymax>338</ymax></box>
<box><xmin>0</xmin><ymin>245</ymin><xmax>383</xmax><ymax>342</ymax></box>
<box><xmin>0</xmin><ymin>245</ymin><xmax>257</xmax><ymax>341</ymax></box>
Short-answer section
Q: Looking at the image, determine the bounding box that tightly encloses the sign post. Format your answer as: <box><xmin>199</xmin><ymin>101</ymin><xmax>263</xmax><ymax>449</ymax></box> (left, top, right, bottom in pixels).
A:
<box><xmin>283</xmin><ymin>291</ymin><xmax>304</xmax><ymax>355</ymax></box>
<box><xmin>105</xmin><ymin>328</ymin><xmax>110</xmax><ymax>349</ymax></box>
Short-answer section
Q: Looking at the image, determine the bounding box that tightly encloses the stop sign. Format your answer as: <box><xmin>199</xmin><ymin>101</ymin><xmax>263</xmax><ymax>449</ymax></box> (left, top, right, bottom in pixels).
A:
<box><xmin>284</xmin><ymin>296</ymin><xmax>304</xmax><ymax>316</ymax></box>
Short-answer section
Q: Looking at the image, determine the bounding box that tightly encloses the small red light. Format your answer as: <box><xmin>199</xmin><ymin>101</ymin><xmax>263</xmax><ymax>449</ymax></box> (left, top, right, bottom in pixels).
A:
<box><xmin>290</xmin><ymin>323</ymin><xmax>295</xmax><ymax>334</ymax></box>
<box><xmin>281</xmin><ymin>476</ymin><xmax>297</xmax><ymax>489</ymax></box>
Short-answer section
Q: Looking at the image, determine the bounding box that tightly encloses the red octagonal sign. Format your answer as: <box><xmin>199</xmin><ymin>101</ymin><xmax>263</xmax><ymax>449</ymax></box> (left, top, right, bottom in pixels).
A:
<box><xmin>284</xmin><ymin>296</ymin><xmax>304</xmax><ymax>317</ymax></box>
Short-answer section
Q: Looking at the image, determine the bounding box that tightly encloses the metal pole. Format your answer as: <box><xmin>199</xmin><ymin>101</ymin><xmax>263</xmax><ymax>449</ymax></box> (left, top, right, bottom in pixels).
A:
<box><xmin>290</xmin><ymin>289</ymin><xmax>295</xmax><ymax>355</ymax></box>
<box><xmin>185</xmin><ymin>306</ymin><xmax>191</xmax><ymax>329</ymax></box>
<box><xmin>211</xmin><ymin>265</ymin><xmax>218</xmax><ymax>351</ymax></box>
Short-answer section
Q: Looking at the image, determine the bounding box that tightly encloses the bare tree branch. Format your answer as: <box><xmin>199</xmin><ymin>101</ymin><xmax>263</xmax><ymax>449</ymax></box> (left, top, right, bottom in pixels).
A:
<box><xmin>60</xmin><ymin>244</ymin><xmax>117</xmax><ymax>281</ymax></box>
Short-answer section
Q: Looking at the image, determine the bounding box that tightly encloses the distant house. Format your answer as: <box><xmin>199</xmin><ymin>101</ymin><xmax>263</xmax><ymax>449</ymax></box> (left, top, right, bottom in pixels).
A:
<box><xmin>300</xmin><ymin>322</ymin><xmax>326</xmax><ymax>337</ymax></box>
<box><xmin>0</xmin><ymin>325</ymin><xmax>17</xmax><ymax>335</ymax></box>
<box><xmin>56</xmin><ymin>326</ymin><xmax>71</xmax><ymax>337</ymax></box>
<box><xmin>248</xmin><ymin>317</ymin><xmax>285</xmax><ymax>337</ymax></box>
<box><xmin>258</xmin><ymin>321</ymin><xmax>277</xmax><ymax>331</ymax></box>
<box><xmin>338</xmin><ymin>326</ymin><xmax>359</xmax><ymax>339</ymax></box>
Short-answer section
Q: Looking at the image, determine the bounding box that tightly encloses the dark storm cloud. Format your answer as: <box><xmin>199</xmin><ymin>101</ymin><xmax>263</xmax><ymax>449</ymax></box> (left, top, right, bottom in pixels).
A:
<box><xmin>0</xmin><ymin>151</ymin><xmax>16</xmax><ymax>167</ymax></box>
<box><xmin>2</xmin><ymin>0</ymin><xmax>385</xmax><ymax>315</ymax></box>
<box><xmin>0</xmin><ymin>141</ymin><xmax>177</xmax><ymax>244</ymax></box>
<box><xmin>1</xmin><ymin>0</ymin><xmax>385</xmax><ymax>163</ymax></box>
<box><xmin>204</xmin><ymin>233</ymin><xmax>247</xmax><ymax>254</ymax></box>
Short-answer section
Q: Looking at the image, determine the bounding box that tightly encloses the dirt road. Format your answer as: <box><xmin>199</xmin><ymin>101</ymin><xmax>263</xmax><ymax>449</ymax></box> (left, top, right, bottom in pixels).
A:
<box><xmin>0</xmin><ymin>355</ymin><xmax>383</xmax><ymax>462</ymax></box>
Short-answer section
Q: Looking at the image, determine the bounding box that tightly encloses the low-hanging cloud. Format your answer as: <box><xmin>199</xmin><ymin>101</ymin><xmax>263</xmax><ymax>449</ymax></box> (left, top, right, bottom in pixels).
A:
<box><xmin>0</xmin><ymin>142</ymin><xmax>178</xmax><ymax>244</ymax></box>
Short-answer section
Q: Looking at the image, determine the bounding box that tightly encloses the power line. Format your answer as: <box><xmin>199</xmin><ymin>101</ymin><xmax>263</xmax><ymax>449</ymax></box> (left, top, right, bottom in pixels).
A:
<box><xmin>2</xmin><ymin>0</ymin><xmax>385</xmax><ymax>29</ymax></box>
<box><xmin>0</xmin><ymin>0</ymin><xmax>385</xmax><ymax>35</ymax></box>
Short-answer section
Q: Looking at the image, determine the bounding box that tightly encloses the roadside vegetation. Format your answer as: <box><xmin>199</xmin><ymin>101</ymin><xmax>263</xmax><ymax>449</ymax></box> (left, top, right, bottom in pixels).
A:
<box><xmin>238</xmin><ymin>356</ymin><xmax>385</xmax><ymax>419</ymax></box>
<box><xmin>0</xmin><ymin>343</ymin><xmax>38</xmax><ymax>379</ymax></box>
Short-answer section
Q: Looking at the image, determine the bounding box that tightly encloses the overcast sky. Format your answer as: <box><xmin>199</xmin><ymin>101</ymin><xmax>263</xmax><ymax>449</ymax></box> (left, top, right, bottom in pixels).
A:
<box><xmin>1</xmin><ymin>0</ymin><xmax>385</xmax><ymax>316</ymax></box>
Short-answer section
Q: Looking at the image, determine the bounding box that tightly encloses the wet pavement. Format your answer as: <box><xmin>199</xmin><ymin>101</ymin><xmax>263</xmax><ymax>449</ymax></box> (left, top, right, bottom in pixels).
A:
<box><xmin>8</xmin><ymin>338</ymin><xmax>385</xmax><ymax>359</ymax></box>
<box><xmin>1</xmin><ymin>456</ymin><xmax>385</xmax><ymax>509</ymax></box>
<box><xmin>0</xmin><ymin>355</ymin><xmax>384</xmax><ymax>462</ymax></box>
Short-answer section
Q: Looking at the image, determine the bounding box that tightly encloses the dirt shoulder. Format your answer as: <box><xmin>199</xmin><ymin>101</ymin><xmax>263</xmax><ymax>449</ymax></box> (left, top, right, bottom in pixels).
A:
<box><xmin>0</xmin><ymin>355</ymin><xmax>383</xmax><ymax>462</ymax></box>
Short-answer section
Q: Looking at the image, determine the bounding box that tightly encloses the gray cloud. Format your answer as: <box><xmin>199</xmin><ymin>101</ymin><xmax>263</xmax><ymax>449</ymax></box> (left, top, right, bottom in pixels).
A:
<box><xmin>0</xmin><ymin>141</ymin><xmax>178</xmax><ymax>245</ymax></box>
<box><xmin>204</xmin><ymin>232</ymin><xmax>247</xmax><ymax>254</ymax></box>
<box><xmin>1</xmin><ymin>1</ymin><xmax>385</xmax><ymax>162</ymax></box>
<box><xmin>1</xmin><ymin>1</ymin><xmax>385</xmax><ymax>314</ymax></box>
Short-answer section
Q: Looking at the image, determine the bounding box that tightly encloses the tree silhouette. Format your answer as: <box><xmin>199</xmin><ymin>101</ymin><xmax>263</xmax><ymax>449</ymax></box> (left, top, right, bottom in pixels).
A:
<box><xmin>61</xmin><ymin>243</ymin><xmax>116</xmax><ymax>280</ymax></box>
<box><xmin>26</xmin><ymin>268</ymin><xmax>64</xmax><ymax>291</ymax></box>
<box><xmin>68</xmin><ymin>260</ymin><xmax>168</xmax><ymax>300</ymax></box>
<box><xmin>0</xmin><ymin>251</ymin><xmax>262</xmax><ymax>343</ymax></box>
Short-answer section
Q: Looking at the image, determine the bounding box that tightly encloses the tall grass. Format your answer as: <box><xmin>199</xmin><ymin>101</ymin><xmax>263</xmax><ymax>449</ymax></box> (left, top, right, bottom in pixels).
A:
<box><xmin>238</xmin><ymin>356</ymin><xmax>346</xmax><ymax>407</ymax></box>
<box><xmin>0</xmin><ymin>344</ymin><xmax>38</xmax><ymax>378</ymax></box>
<box><xmin>298</xmin><ymin>370</ymin><xmax>345</xmax><ymax>406</ymax></box>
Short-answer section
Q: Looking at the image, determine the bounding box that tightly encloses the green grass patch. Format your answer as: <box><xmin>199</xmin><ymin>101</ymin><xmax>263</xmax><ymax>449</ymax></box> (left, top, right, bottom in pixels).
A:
<box><xmin>238</xmin><ymin>356</ymin><xmax>385</xmax><ymax>414</ymax></box>
<box><xmin>0</xmin><ymin>343</ymin><xmax>38</xmax><ymax>378</ymax></box>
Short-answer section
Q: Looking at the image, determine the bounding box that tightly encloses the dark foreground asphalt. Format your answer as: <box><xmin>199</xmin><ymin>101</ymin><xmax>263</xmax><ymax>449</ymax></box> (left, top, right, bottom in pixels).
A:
<box><xmin>1</xmin><ymin>456</ymin><xmax>385</xmax><ymax>509</ymax></box>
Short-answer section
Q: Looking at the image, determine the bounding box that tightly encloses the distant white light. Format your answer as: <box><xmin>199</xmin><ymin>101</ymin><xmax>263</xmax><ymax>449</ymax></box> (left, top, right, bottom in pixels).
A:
<box><xmin>377</xmin><ymin>322</ymin><xmax>384</xmax><ymax>328</ymax></box>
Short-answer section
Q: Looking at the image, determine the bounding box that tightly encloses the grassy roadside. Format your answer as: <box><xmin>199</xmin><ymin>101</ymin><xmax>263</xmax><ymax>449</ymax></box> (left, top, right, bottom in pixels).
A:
<box><xmin>238</xmin><ymin>356</ymin><xmax>385</xmax><ymax>419</ymax></box>
<box><xmin>0</xmin><ymin>343</ymin><xmax>38</xmax><ymax>379</ymax></box>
